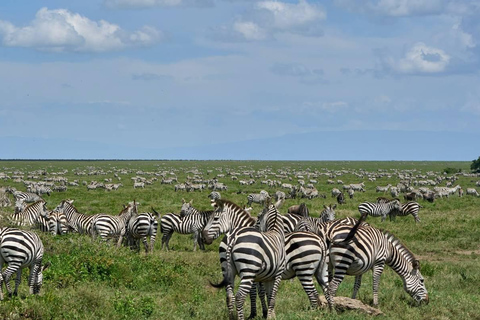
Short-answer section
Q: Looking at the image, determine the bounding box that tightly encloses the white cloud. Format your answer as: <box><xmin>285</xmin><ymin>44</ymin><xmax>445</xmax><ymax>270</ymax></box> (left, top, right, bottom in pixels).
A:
<box><xmin>255</xmin><ymin>0</ymin><xmax>326</xmax><ymax>30</ymax></box>
<box><xmin>0</xmin><ymin>7</ymin><xmax>163</xmax><ymax>52</ymax></box>
<box><xmin>335</xmin><ymin>0</ymin><xmax>448</xmax><ymax>17</ymax></box>
<box><xmin>233</xmin><ymin>21</ymin><xmax>267</xmax><ymax>41</ymax></box>
<box><xmin>378</xmin><ymin>42</ymin><xmax>451</xmax><ymax>74</ymax></box>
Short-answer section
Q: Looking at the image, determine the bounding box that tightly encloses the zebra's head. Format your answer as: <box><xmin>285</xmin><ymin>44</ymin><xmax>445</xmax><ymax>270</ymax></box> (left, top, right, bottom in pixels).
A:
<box><xmin>320</xmin><ymin>204</ymin><xmax>336</xmax><ymax>222</ymax></box>
<box><xmin>202</xmin><ymin>200</ymin><xmax>226</xmax><ymax>244</ymax></box>
<box><xmin>180</xmin><ymin>199</ymin><xmax>193</xmax><ymax>217</ymax></box>
<box><xmin>403</xmin><ymin>259</ymin><xmax>429</xmax><ymax>305</ymax></box>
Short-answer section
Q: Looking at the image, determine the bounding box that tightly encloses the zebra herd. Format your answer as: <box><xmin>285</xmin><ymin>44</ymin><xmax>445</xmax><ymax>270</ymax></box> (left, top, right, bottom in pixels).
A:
<box><xmin>203</xmin><ymin>198</ymin><xmax>429</xmax><ymax>319</ymax></box>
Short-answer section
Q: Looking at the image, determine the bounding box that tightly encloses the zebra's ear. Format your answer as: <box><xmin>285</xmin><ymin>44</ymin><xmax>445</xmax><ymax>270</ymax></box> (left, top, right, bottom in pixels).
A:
<box><xmin>189</xmin><ymin>199</ymin><xmax>193</xmax><ymax>205</ymax></box>
<box><xmin>332</xmin><ymin>204</ymin><xmax>337</xmax><ymax>210</ymax></box>
<box><xmin>411</xmin><ymin>259</ymin><xmax>420</xmax><ymax>274</ymax></box>
<box><xmin>182</xmin><ymin>198</ymin><xmax>186</xmax><ymax>204</ymax></box>
<box><xmin>42</xmin><ymin>261</ymin><xmax>51</xmax><ymax>271</ymax></box>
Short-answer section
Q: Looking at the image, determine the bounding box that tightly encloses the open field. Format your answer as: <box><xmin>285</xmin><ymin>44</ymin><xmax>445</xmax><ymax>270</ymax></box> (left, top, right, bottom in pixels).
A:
<box><xmin>0</xmin><ymin>160</ymin><xmax>479</xmax><ymax>320</ymax></box>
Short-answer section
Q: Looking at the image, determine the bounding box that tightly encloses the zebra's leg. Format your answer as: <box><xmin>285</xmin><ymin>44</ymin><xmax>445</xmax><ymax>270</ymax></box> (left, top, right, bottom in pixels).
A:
<box><xmin>372</xmin><ymin>263</ymin><xmax>385</xmax><ymax>307</ymax></box>
<box><xmin>248</xmin><ymin>283</ymin><xmax>258</xmax><ymax>319</ymax></box>
<box><xmin>13</xmin><ymin>269</ymin><xmax>23</xmax><ymax>296</ymax></box>
<box><xmin>298</xmin><ymin>275</ymin><xmax>320</xmax><ymax>308</ymax></box>
<box><xmin>258</xmin><ymin>283</ymin><xmax>268</xmax><ymax>318</ymax></box>
<box><xmin>225</xmin><ymin>283</ymin><xmax>236</xmax><ymax>320</ymax></box>
<box><xmin>235</xmin><ymin>278</ymin><xmax>254</xmax><ymax>320</ymax></box>
<box><xmin>352</xmin><ymin>274</ymin><xmax>363</xmax><ymax>299</ymax></box>
<box><xmin>142</xmin><ymin>236</ymin><xmax>149</xmax><ymax>253</ymax></box>
<box><xmin>2</xmin><ymin>265</ymin><xmax>18</xmax><ymax>297</ymax></box>
<box><xmin>326</xmin><ymin>271</ymin><xmax>347</xmax><ymax>311</ymax></box>
<box><xmin>192</xmin><ymin>232</ymin><xmax>198</xmax><ymax>251</ymax></box>
<box><xmin>163</xmin><ymin>232</ymin><xmax>173</xmax><ymax>251</ymax></box>
<box><xmin>264</xmin><ymin>275</ymin><xmax>282</xmax><ymax>319</ymax></box>
<box><xmin>0</xmin><ymin>272</ymin><xmax>4</xmax><ymax>300</ymax></box>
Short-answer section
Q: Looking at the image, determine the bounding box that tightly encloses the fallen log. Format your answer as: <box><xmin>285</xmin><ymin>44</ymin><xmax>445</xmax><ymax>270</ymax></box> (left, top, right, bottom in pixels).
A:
<box><xmin>318</xmin><ymin>296</ymin><xmax>384</xmax><ymax>316</ymax></box>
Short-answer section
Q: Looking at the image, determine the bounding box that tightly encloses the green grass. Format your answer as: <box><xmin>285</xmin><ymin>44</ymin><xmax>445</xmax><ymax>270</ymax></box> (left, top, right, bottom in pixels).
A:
<box><xmin>0</xmin><ymin>160</ymin><xmax>479</xmax><ymax>319</ymax></box>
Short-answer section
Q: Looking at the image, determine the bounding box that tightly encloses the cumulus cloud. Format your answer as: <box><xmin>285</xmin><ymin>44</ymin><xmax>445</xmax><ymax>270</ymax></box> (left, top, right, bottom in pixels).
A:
<box><xmin>334</xmin><ymin>0</ymin><xmax>448</xmax><ymax>17</ymax></box>
<box><xmin>209</xmin><ymin>0</ymin><xmax>326</xmax><ymax>42</ymax></box>
<box><xmin>377</xmin><ymin>42</ymin><xmax>451</xmax><ymax>75</ymax></box>
<box><xmin>0</xmin><ymin>7</ymin><xmax>163</xmax><ymax>52</ymax></box>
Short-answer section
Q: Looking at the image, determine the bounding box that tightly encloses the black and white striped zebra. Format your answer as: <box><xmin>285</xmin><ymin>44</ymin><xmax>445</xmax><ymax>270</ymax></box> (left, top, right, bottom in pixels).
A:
<box><xmin>326</xmin><ymin>217</ymin><xmax>429</xmax><ymax>309</ymax></box>
<box><xmin>0</xmin><ymin>227</ymin><xmax>50</xmax><ymax>300</ymax></box>
<box><xmin>210</xmin><ymin>203</ymin><xmax>286</xmax><ymax>320</ymax></box>
<box><xmin>358</xmin><ymin>199</ymin><xmax>401</xmax><ymax>222</ymax></box>
<box><xmin>91</xmin><ymin>201</ymin><xmax>138</xmax><ymax>247</ymax></box>
<box><xmin>387</xmin><ymin>201</ymin><xmax>422</xmax><ymax>223</ymax></box>
<box><xmin>160</xmin><ymin>203</ymin><xmax>214</xmax><ymax>251</ymax></box>
<box><xmin>208</xmin><ymin>191</ymin><xmax>222</xmax><ymax>201</ymax></box>
<box><xmin>54</xmin><ymin>199</ymin><xmax>97</xmax><ymax>234</ymax></box>
<box><xmin>48</xmin><ymin>211</ymin><xmax>69</xmax><ymax>236</ymax></box>
<box><xmin>9</xmin><ymin>200</ymin><xmax>50</xmax><ymax>231</ymax></box>
<box><xmin>6</xmin><ymin>187</ymin><xmax>42</xmax><ymax>203</ymax></box>
<box><xmin>246</xmin><ymin>191</ymin><xmax>270</xmax><ymax>206</ymax></box>
<box><xmin>127</xmin><ymin>209</ymin><xmax>159</xmax><ymax>253</ymax></box>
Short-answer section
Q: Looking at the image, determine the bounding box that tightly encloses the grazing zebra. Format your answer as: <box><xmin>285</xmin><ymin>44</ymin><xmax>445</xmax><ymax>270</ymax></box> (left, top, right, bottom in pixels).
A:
<box><xmin>337</xmin><ymin>192</ymin><xmax>346</xmax><ymax>204</ymax></box>
<box><xmin>160</xmin><ymin>203</ymin><xmax>214</xmax><ymax>251</ymax></box>
<box><xmin>358</xmin><ymin>199</ymin><xmax>401</xmax><ymax>222</ymax></box>
<box><xmin>466</xmin><ymin>188</ymin><xmax>479</xmax><ymax>197</ymax></box>
<box><xmin>326</xmin><ymin>217</ymin><xmax>429</xmax><ymax>309</ymax></box>
<box><xmin>0</xmin><ymin>227</ymin><xmax>50</xmax><ymax>300</ymax></box>
<box><xmin>54</xmin><ymin>199</ymin><xmax>97</xmax><ymax>234</ymax></box>
<box><xmin>387</xmin><ymin>201</ymin><xmax>422</xmax><ymax>223</ymax></box>
<box><xmin>127</xmin><ymin>209</ymin><xmax>159</xmax><ymax>253</ymax></box>
<box><xmin>331</xmin><ymin>188</ymin><xmax>341</xmax><ymax>198</ymax></box>
<box><xmin>9</xmin><ymin>200</ymin><xmax>49</xmax><ymax>231</ymax></box>
<box><xmin>247</xmin><ymin>191</ymin><xmax>270</xmax><ymax>206</ymax></box>
<box><xmin>6</xmin><ymin>187</ymin><xmax>43</xmax><ymax>203</ymax></box>
<box><xmin>91</xmin><ymin>201</ymin><xmax>138</xmax><ymax>247</ymax></box>
<box><xmin>347</xmin><ymin>188</ymin><xmax>355</xmax><ymax>199</ymax></box>
<box><xmin>210</xmin><ymin>203</ymin><xmax>286</xmax><ymax>320</ymax></box>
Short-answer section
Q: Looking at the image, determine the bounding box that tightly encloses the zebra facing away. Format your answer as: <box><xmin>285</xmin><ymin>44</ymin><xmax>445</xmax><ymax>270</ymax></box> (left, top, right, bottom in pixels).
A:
<box><xmin>0</xmin><ymin>227</ymin><xmax>50</xmax><ymax>300</ymax></box>
<box><xmin>326</xmin><ymin>217</ymin><xmax>429</xmax><ymax>309</ymax></box>
<box><xmin>210</xmin><ymin>203</ymin><xmax>286</xmax><ymax>320</ymax></box>
<box><xmin>91</xmin><ymin>201</ymin><xmax>138</xmax><ymax>247</ymax></box>
<box><xmin>127</xmin><ymin>209</ymin><xmax>159</xmax><ymax>253</ymax></box>
<box><xmin>358</xmin><ymin>199</ymin><xmax>401</xmax><ymax>222</ymax></box>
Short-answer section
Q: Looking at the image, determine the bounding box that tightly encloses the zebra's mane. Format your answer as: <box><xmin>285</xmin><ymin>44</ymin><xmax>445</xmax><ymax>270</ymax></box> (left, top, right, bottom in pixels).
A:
<box><xmin>61</xmin><ymin>199</ymin><xmax>80</xmax><ymax>213</ymax></box>
<box><xmin>384</xmin><ymin>230</ymin><xmax>418</xmax><ymax>265</ymax></box>
<box><xmin>214</xmin><ymin>199</ymin><xmax>254</xmax><ymax>218</ymax></box>
<box><xmin>26</xmin><ymin>199</ymin><xmax>46</xmax><ymax>210</ymax></box>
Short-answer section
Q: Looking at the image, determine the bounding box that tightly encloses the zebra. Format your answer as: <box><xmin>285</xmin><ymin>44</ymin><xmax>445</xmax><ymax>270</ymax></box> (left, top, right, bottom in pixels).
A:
<box><xmin>466</xmin><ymin>188</ymin><xmax>479</xmax><ymax>197</ymax></box>
<box><xmin>210</xmin><ymin>203</ymin><xmax>286</xmax><ymax>320</ymax></box>
<box><xmin>208</xmin><ymin>191</ymin><xmax>221</xmax><ymax>200</ymax></box>
<box><xmin>48</xmin><ymin>211</ymin><xmax>69</xmax><ymax>236</ymax></box>
<box><xmin>347</xmin><ymin>188</ymin><xmax>355</xmax><ymax>199</ymax></box>
<box><xmin>358</xmin><ymin>199</ymin><xmax>401</xmax><ymax>222</ymax></box>
<box><xmin>127</xmin><ymin>209</ymin><xmax>159</xmax><ymax>253</ymax></box>
<box><xmin>9</xmin><ymin>200</ymin><xmax>50</xmax><ymax>231</ymax></box>
<box><xmin>6</xmin><ymin>187</ymin><xmax>43</xmax><ymax>203</ymax></box>
<box><xmin>326</xmin><ymin>217</ymin><xmax>429</xmax><ymax>309</ymax></box>
<box><xmin>284</xmin><ymin>204</ymin><xmax>336</xmax><ymax>234</ymax></box>
<box><xmin>287</xmin><ymin>203</ymin><xmax>309</xmax><ymax>216</ymax></box>
<box><xmin>0</xmin><ymin>227</ymin><xmax>50</xmax><ymax>300</ymax></box>
<box><xmin>54</xmin><ymin>199</ymin><xmax>98</xmax><ymax>234</ymax></box>
<box><xmin>91</xmin><ymin>201</ymin><xmax>138</xmax><ymax>247</ymax></box>
<box><xmin>337</xmin><ymin>192</ymin><xmax>346</xmax><ymax>204</ymax></box>
<box><xmin>387</xmin><ymin>201</ymin><xmax>422</xmax><ymax>223</ymax></box>
<box><xmin>246</xmin><ymin>191</ymin><xmax>270</xmax><ymax>206</ymax></box>
<box><xmin>160</xmin><ymin>203</ymin><xmax>214</xmax><ymax>251</ymax></box>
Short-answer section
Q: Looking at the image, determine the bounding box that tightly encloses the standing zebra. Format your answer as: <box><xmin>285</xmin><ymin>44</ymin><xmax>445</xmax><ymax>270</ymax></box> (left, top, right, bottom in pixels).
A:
<box><xmin>160</xmin><ymin>203</ymin><xmax>214</xmax><ymax>251</ymax></box>
<box><xmin>91</xmin><ymin>201</ymin><xmax>138</xmax><ymax>247</ymax></box>
<box><xmin>54</xmin><ymin>199</ymin><xmax>98</xmax><ymax>234</ymax></box>
<box><xmin>284</xmin><ymin>204</ymin><xmax>336</xmax><ymax>233</ymax></box>
<box><xmin>127</xmin><ymin>209</ymin><xmax>159</xmax><ymax>253</ymax></box>
<box><xmin>210</xmin><ymin>203</ymin><xmax>286</xmax><ymax>320</ymax></box>
<box><xmin>327</xmin><ymin>219</ymin><xmax>429</xmax><ymax>309</ymax></box>
<box><xmin>6</xmin><ymin>187</ymin><xmax>42</xmax><ymax>203</ymax></box>
<box><xmin>247</xmin><ymin>191</ymin><xmax>270</xmax><ymax>206</ymax></box>
<box><xmin>208</xmin><ymin>191</ymin><xmax>222</xmax><ymax>200</ymax></box>
<box><xmin>0</xmin><ymin>228</ymin><xmax>50</xmax><ymax>300</ymax></box>
<box><xmin>358</xmin><ymin>199</ymin><xmax>401</xmax><ymax>222</ymax></box>
<box><xmin>388</xmin><ymin>201</ymin><xmax>422</xmax><ymax>223</ymax></box>
<box><xmin>9</xmin><ymin>200</ymin><xmax>50</xmax><ymax>231</ymax></box>
<box><xmin>48</xmin><ymin>211</ymin><xmax>69</xmax><ymax>236</ymax></box>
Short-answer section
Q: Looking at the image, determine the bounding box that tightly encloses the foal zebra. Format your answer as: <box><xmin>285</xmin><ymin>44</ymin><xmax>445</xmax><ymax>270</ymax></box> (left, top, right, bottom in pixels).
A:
<box><xmin>160</xmin><ymin>203</ymin><xmax>214</xmax><ymax>251</ymax></box>
<box><xmin>210</xmin><ymin>203</ymin><xmax>286</xmax><ymax>320</ymax></box>
<box><xmin>0</xmin><ymin>228</ymin><xmax>50</xmax><ymax>300</ymax></box>
<box><xmin>327</xmin><ymin>218</ymin><xmax>429</xmax><ymax>309</ymax></box>
<box><xmin>91</xmin><ymin>201</ymin><xmax>138</xmax><ymax>247</ymax></box>
<box><xmin>358</xmin><ymin>199</ymin><xmax>401</xmax><ymax>222</ymax></box>
<box><xmin>54</xmin><ymin>199</ymin><xmax>98</xmax><ymax>234</ymax></box>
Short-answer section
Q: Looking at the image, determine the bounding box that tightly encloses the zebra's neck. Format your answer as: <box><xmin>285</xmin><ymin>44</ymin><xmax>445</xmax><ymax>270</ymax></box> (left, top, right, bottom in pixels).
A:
<box><xmin>385</xmin><ymin>232</ymin><xmax>416</xmax><ymax>277</ymax></box>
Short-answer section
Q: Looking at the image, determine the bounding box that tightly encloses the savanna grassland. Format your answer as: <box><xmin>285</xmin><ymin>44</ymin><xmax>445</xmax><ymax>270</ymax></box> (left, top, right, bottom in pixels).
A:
<box><xmin>0</xmin><ymin>160</ymin><xmax>479</xmax><ymax>320</ymax></box>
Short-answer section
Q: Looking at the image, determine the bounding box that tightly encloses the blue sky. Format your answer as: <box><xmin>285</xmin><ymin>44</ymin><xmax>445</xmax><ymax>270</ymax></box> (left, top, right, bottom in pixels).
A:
<box><xmin>0</xmin><ymin>0</ymin><xmax>479</xmax><ymax>160</ymax></box>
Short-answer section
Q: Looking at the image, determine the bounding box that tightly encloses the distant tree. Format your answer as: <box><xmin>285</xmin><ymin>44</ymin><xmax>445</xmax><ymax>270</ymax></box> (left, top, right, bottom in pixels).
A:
<box><xmin>471</xmin><ymin>156</ymin><xmax>480</xmax><ymax>173</ymax></box>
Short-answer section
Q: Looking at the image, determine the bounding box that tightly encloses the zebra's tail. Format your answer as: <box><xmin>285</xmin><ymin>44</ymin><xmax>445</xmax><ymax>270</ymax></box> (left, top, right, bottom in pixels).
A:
<box><xmin>210</xmin><ymin>234</ymin><xmax>235</xmax><ymax>289</ymax></box>
<box><xmin>151</xmin><ymin>207</ymin><xmax>161</xmax><ymax>220</ymax></box>
<box><xmin>340</xmin><ymin>213</ymin><xmax>367</xmax><ymax>244</ymax></box>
